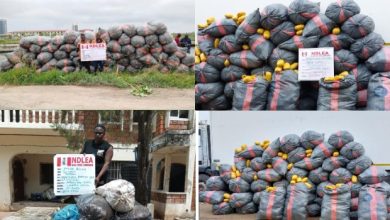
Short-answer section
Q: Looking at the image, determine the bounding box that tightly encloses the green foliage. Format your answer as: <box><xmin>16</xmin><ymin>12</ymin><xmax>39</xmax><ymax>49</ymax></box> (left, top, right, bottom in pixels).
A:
<box><xmin>0</xmin><ymin>67</ymin><xmax>194</xmax><ymax>88</ymax></box>
<box><xmin>51</xmin><ymin>110</ymin><xmax>85</xmax><ymax>151</ymax></box>
<box><xmin>0</xmin><ymin>39</ymin><xmax>20</xmax><ymax>44</ymax></box>
<box><xmin>130</xmin><ymin>85</ymin><xmax>153</xmax><ymax>97</ymax></box>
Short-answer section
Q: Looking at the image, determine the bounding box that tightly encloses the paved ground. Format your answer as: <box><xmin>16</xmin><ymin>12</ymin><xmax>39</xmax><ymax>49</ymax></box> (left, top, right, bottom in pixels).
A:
<box><xmin>0</xmin><ymin>85</ymin><xmax>194</xmax><ymax>109</ymax></box>
<box><xmin>199</xmin><ymin>203</ymin><xmax>320</xmax><ymax>220</ymax></box>
<box><xmin>199</xmin><ymin>203</ymin><xmax>256</xmax><ymax>220</ymax></box>
<box><xmin>0</xmin><ymin>212</ymin><xmax>14</xmax><ymax>219</ymax></box>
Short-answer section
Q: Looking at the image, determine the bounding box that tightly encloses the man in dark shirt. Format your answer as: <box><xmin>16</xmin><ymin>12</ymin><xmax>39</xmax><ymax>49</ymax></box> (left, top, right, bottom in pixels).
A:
<box><xmin>77</xmin><ymin>33</ymin><xmax>92</xmax><ymax>73</ymax></box>
<box><xmin>180</xmin><ymin>34</ymin><xmax>192</xmax><ymax>53</ymax></box>
<box><xmin>81</xmin><ymin>124</ymin><xmax>113</xmax><ymax>186</ymax></box>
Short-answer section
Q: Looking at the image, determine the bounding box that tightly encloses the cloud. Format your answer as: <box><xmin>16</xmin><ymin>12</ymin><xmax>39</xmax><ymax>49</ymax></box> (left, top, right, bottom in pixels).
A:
<box><xmin>0</xmin><ymin>0</ymin><xmax>194</xmax><ymax>33</ymax></box>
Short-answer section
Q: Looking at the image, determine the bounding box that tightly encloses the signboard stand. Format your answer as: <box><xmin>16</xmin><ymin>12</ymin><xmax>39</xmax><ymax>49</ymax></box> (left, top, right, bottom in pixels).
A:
<box><xmin>54</xmin><ymin>154</ymin><xmax>95</xmax><ymax>196</ymax></box>
<box><xmin>298</xmin><ymin>47</ymin><xmax>334</xmax><ymax>81</ymax></box>
<box><xmin>80</xmin><ymin>43</ymin><xmax>107</xmax><ymax>62</ymax></box>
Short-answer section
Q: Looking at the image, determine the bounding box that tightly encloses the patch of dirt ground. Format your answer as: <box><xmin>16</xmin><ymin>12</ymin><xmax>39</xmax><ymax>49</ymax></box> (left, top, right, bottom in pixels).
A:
<box><xmin>0</xmin><ymin>85</ymin><xmax>194</xmax><ymax>109</ymax></box>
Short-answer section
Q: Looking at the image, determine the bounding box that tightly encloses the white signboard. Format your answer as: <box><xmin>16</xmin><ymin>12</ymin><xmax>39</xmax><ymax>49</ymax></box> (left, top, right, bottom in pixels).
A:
<box><xmin>298</xmin><ymin>47</ymin><xmax>334</xmax><ymax>81</ymax></box>
<box><xmin>54</xmin><ymin>154</ymin><xmax>95</xmax><ymax>196</ymax></box>
<box><xmin>80</xmin><ymin>43</ymin><xmax>107</xmax><ymax>61</ymax></box>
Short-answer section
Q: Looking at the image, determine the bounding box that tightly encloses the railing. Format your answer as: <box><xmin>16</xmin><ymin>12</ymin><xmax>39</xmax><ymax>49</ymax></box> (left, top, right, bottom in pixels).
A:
<box><xmin>0</xmin><ymin>110</ymin><xmax>83</xmax><ymax>129</ymax></box>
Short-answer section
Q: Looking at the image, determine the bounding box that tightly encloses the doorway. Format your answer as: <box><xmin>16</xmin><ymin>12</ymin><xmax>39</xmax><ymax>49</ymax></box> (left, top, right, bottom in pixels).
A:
<box><xmin>12</xmin><ymin>159</ymin><xmax>25</xmax><ymax>202</ymax></box>
<box><xmin>169</xmin><ymin>163</ymin><xmax>186</xmax><ymax>192</ymax></box>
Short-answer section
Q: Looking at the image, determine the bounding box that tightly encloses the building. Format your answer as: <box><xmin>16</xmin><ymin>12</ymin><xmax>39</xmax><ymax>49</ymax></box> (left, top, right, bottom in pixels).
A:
<box><xmin>8</xmin><ymin>30</ymin><xmax>66</xmax><ymax>38</ymax></box>
<box><xmin>72</xmin><ymin>24</ymin><xmax>78</xmax><ymax>32</ymax></box>
<box><xmin>0</xmin><ymin>19</ymin><xmax>7</xmax><ymax>35</ymax></box>
<box><xmin>0</xmin><ymin>110</ymin><xmax>196</xmax><ymax>219</ymax></box>
<box><xmin>150</xmin><ymin>110</ymin><xmax>196</xmax><ymax>219</ymax></box>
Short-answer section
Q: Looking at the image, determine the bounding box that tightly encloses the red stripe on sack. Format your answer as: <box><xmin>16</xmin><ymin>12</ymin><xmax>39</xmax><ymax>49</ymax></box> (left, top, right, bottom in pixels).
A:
<box><xmin>304</xmin><ymin>158</ymin><xmax>313</xmax><ymax>170</ymax></box>
<box><xmin>200</xmin><ymin>95</ymin><xmax>207</xmax><ymax>103</ymax></box>
<box><xmin>293</xmin><ymin>36</ymin><xmax>304</xmax><ymax>48</ymax></box>
<box><xmin>301</xmin><ymin>12</ymin><xmax>317</xmax><ymax>19</ymax></box>
<box><xmin>337</xmin><ymin>0</ymin><xmax>346</xmax><ymax>22</ymax></box>
<box><xmin>331</xmin><ymin>192</ymin><xmax>338</xmax><ymax>220</ymax></box>
<box><xmin>205</xmin><ymin>191</ymin><xmax>214</xmax><ymax>203</ymax></box>
<box><xmin>241</xmin><ymin>50</ymin><xmax>248</xmax><ymax>68</ymax></box>
<box><xmin>342</xmin><ymin>62</ymin><xmax>357</xmax><ymax>69</ymax></box>
<box><xmin>282</xmin><ymin>30</ymin><xmax>295</xmax><ymax>37</ymax></box>
<box><xmin>330</xmin><ymin>157</ymin><xmax>340</xmax><ymax>168</ymax></box>
<box><xmin>362</xmin><ymin>47</ymin><xmax>369</xmax><ymax>60</ymax></box>
<box><xmin>318</xmin><ymin>143</ymin><xmax>332</xmax><ymax>157</ymax></box>
<box><xmin>270</xmin><ymin>74</ymin><xmax>282</xmax><ymax>110</ymax></box>
<box><xmin>330</xmin><ymin>81</ymin><xmax>340</xmax><ymax>111</ymax></box>
<box><xmin>251</xmin><ymin>36</ymin><xmax>265</xmax><ymax>51</ymax></box>
<box><xmin>225</xmin><ymin>41</ymin><xmax>235</xmax><ymax>53</ymax></box>
<box><xmin>242</xmin><ymin>21</ymin><xmax>256</xmax><ymax>34</ymax></box>
<box><xmin>248</xmin><ymin>147</ymin><xmax>256</xmax><ymax>157</ymax></box>
<box><xmin>146</xmin><ymin>55</ymin><xmax>151</xmax><ymax>65</ymax></box>
<box><xmin>312</xmin><ymin>15</ymin><xmax>329</xmax><ymax>35</ymax></box>
<box><xmin>330</xmin><ymin>35</ymin><xmax>341</xmax><ymax>50</ymax></box>
<box><xmin>266</xmin><ymin>191</ymin><xmax>275</xmax><ymax>219</ymax></box>
<box><xmin>337</xmin><ymin>131</ymin><xmax>343</xmax><ymax>148</ymax></box>
<box><xmin>199</xmin><ymin>62</ymin><xmax>207</xmax><ymax>83</ymax></box>
<box><xmin>372</xmin><ymin>166</ymin><xmax>379</xmax><ymax>183</ymax></box>
<box><xmin>216</xmin><ymin>20</ymin><xmax>227</xmax><ymax>36</ymax></box>
<box><xmin>352</xmin><ymin>68</ymin><xmax>358</xmax><ymax>81</ymax></box>
<box><xmin>358</xmin><ymin>27</ymin><xmax>367</xmax><ymax>38</ymax></box>
<box><xmin>242</xmin><ymin>83</ymin><xmax>254</xmax><ymax>110</ymax></box>
<box><xmin>381</xmin><ymin>76</ymin><xmax>390</xmax><ymax>110</ymax></box>
<box><xmin>312</xmin><ymin>139</ymin><xmax>323</xmax><ymax>146</ymax></box>
<box><xmin>384</xmin><ymin>48</ymin><xmax>390</xmax><ymax>71</ymax></box>
<box><xmin>356</xmin><ymin>166</ymin><xmax>362</xmax><ymax>175</ymax></box>
<box><xmin>235</xmin><ymin>183</ymin><xmax>240</xmax><ymax>193</ymax></box>
<box><xmin>369</xmin><ymin>187</ymin><xmax>378</xmax><ymax>220</ymax></box>
<box><xmin>67</xmin><ymin>157</ymin><xmax>71</xmax><ymax>166</ymax></box>
<box><xmin>266</xmin><ymin>148</ymin><xmax>277</xmax><ymax>157</ymax></box>
<box><xmin>287</xmin><ymin>185</ymin><xmax>295</xmax><ymax>220</ymax></box>
<box><xmin>265</xmin><ymin>169</ymin><xmax>271</xmax><ymax>182</ymax></box>
<box><xmin>230</xmin><ymin>72</ymin><xmax>236</xmax><ymax>82</ymax></box>
<box><xmin>273</xmin><ymin>158</ymin><xmax>284</xmax><ymax>169</ymax></box>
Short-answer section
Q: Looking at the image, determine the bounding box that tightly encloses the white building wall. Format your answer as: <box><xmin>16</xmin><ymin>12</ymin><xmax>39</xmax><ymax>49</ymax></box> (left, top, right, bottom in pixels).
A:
<box><xmin>0</xmin><ymin>145</ymin><xmax>75</xmax><ymax>211</ymax></box>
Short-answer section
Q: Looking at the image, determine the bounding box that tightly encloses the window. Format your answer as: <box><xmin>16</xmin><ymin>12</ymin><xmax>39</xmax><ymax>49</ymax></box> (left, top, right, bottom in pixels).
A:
<box><xmin>40</xmin><ymin>163</ymin><xmax>53</xmax><ymax>185</ymax></box>
<box><xmin>169</xmin><ymin>110</ymin><xmax>189</xmax><ymax>120</ymax></box>
<box><xmin>156</xmin><ymin>159</ymin><xmax>165</xmax><ymax>190</ymax></box>
<box><xmin>99</xmin><ymin>111</ymin><xmax>122</xmax><ymax>124</ymax></box>
<box><xmin>107</xmin><ymin>161</ymin><xmax>122</xmax><ymax>182</ymax></box>
<box><xmin>169</xmin><ymin>163</ymin><xmax>186</xmax><ymax>192</ymax></box>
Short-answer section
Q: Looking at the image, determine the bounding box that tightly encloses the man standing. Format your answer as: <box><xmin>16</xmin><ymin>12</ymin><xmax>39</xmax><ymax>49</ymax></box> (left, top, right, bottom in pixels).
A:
<box><xmin>81</xmin><ymin>124</ymin><xmax>113</xmax><ymax>186</ymax></box>
<box><xmin>180</xmin><ymin>34</ymin><xmax>192</xmax><ymax>53</ymax></box>
<box><xmin>77</xmin><ymin>33</ymin><xmax>92</xmax><ymax>73</ymax></box>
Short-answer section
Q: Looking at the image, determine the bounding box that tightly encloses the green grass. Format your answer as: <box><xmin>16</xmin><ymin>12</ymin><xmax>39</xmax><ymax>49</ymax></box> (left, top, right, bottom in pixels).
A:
<box><xmin>0</xmin><ymin>67</ymin><xmax>194</xmax><ymax>89</ymax></box>
<box><xmin>0</xmin><ymin>39</ymin><xmax>20</xmax><ymax>44</ymax></box>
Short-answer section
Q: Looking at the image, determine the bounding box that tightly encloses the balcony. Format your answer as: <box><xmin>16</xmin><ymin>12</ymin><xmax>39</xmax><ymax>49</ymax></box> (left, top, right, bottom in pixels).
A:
<box><xmin>0</xmin><ymin>110</ymin><xmax>83</xmax><ymax>129</ymax></box>
<box><xmin>151</xmin><ymin>129</ymin><xmax>194</xmax><ymax>152</ymax></box>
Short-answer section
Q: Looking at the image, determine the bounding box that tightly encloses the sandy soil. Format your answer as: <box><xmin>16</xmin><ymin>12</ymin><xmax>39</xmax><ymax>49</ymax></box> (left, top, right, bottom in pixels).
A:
<box><xmin>0</xmin><ymin>85</ymin><xmax>194</xmax><ymax>109</ymax></box>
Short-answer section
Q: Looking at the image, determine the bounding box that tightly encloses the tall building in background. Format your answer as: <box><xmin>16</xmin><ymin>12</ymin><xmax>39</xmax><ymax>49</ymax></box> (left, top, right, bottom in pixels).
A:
<box><xmin>72</xmin><ymin>24</ymin><xmax>78</xmax><ymax>31</ymax></box>
<box><xmin>0</xmin><ymin>19</ymin><xmax>7</xmax><ymax>34</ymax></box>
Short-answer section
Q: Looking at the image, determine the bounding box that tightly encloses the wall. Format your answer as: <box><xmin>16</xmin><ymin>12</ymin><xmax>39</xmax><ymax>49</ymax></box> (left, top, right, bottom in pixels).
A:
<box><xmin>15</xmin><ymin>154</ymin><xmax>56</xmax><ymax>198</ymax></box>
<box><xmin>0</xmin><ymin>145</ymin><xmax>74</xmax><ymax>211</ymax></box>
<box><xmin>209</xmin><ymin>112</ymin><xmax>390</xmax><ymax>166</ymax></box>
<box><xmin>150</xmin><ymin>131</ymin><xmax>196</xmax><ymax>219</ymax></box>
<box><xmin>195</xmin><ymin>0</ymin><xmax>390</xmax><ymax>41</ymax></box>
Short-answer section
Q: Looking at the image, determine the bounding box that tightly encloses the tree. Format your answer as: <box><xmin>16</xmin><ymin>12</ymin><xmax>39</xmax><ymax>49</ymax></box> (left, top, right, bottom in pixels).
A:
<box><xmin>135</xmin><ymin>110</ymin><xmax>157</xmax><ymax>205</ymax></box>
